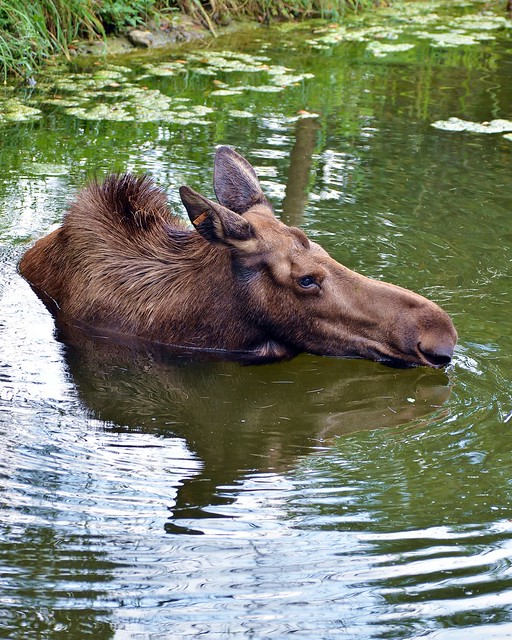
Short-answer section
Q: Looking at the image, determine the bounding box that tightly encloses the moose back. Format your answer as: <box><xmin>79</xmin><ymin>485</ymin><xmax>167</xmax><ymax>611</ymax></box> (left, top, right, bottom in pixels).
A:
<box><xmin>19</xmin><ymin>146</ymin><xmax>457</xmax><ymax>367</ymax></box>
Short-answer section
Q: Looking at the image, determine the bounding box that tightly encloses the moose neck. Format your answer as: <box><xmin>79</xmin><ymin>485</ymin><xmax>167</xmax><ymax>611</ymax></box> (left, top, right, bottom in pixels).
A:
<box><xmin>121</xmin><ymin>228</ymin><xmax>268</xmax><ymax>353</ymax></box>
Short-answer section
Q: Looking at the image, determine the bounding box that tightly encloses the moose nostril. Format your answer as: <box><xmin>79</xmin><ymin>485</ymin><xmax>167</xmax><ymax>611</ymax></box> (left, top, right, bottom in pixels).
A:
<box><xmin>418</xmin><ymin>343</ymin><xmax>453</xmax><ymax>367</ymax></box>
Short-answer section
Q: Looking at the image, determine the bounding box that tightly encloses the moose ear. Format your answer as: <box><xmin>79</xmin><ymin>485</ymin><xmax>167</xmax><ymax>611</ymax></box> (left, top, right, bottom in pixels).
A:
<box><xmin>213</xmin><ymin>146</ymin><xmax>272</xmax><ymax>215</ymax></box>
<box><xmin>179</xmin><ymin>185</ymin><xmax>256</xmax><ymax>248</ymax></box>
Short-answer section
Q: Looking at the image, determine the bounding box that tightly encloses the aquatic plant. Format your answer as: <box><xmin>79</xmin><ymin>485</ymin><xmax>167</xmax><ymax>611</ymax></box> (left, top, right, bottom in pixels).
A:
<box><xmin>0</xmin><ymin>98</ymin><xmax>42</xmax><ymax>123</ymax></box>
<box><xmin>366</xmin><ymin>41</ymin><xmax>415</xmax><ymax>56</ymax></box>
<box><xmin>28</xmin><ymin>49</ymin><xmax>316</xmax><ymax>124</ymax></box>
<box><xmin>305</xmin><ymin>1</ymin><xmax>512</xmax><ymax>53</ymax></box>
<box><xmin>432</xmin><ymin>117</ymin><xmax>512</xmax><ymax>142</ymax></box>
<box><xmin>0</xmin><ymin>0</ymin><xmax>384</xmax><ymax>80</ymax></box>
<box><xmin>0</xmin><ymin>0</ymin><xmax>104</xmax><ymax>81</ymax></box>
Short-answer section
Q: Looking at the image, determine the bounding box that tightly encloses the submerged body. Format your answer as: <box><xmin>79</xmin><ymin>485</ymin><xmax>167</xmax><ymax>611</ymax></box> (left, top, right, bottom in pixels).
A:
<box><xmin>19</xmin><ymin>146</ymin><xmax>457</xmax><ymax>367</ymax></box>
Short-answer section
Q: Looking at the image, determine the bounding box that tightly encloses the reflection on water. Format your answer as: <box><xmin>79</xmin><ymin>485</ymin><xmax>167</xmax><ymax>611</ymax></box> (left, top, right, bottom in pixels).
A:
<box><xmin>57</xmin><ymin>320</ymin><xmax>453</xmax><ymax>525</ymax></box>
<box><xmin>1</xmin><ymin>1</ymin><xmax>512</xmax><ymax>637</ymax></box>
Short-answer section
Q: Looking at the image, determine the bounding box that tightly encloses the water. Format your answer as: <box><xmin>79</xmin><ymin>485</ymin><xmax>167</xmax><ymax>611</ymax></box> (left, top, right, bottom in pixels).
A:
<box><xmin>1</xmin><ymin>1</ymin><xmax>512</xmax><ymax>637</ymax></box>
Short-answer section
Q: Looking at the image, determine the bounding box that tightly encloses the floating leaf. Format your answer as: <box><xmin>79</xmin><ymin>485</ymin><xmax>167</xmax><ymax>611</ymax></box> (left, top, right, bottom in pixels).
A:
<box><xmin>65</xmin><ymin>105</ymin><xmax>133</xmax><ymax>121</ymax></box>
<box><xmin>450</xmin><ymin>15</ymin><xmax>512</xmax><ymax>31</ymax></box>
<box><xmin>24</xmin><ymin>163</ymin><xmax>69</xmax><ymax>176</ymax></box>
<box><xmin>186</xmin><ymin>50</ymin><xmax>270</xmax><ymax>73</ymax></box>
<box><xmin>228</xmin><ymin>110</ymin><xmax>254</xmax><ymax>118</ymax></box>
<box><xmin>187</xmin><ymin>67</ymin><xmax>218</xmax><ymax>76</ymax></box>
<box><xmin>92</xmin><ymin>69</ymin><xmax>126</xmax><ymax>80</ymax></box>
<box><xmin>431</xmin><ymin>117</ymin><xmax>512</xmax><ymax>133</ymax></box>
<box><xmin>210</xmin><ymin>89</ymin><xmax>243</xmax><ymax>96</ymax></box>
<box><xmin>367</xmin><ymin>41</ymin><xmax>415</xmax><ymax>56</ymax></box>
<box><xmin>42</xmin><ymin>98</ymin><xmax>84</xmax><ymax>108</ymax></box>
<box><xmin>191</xmin><ymin>106</ymin><xmax>214</xmax><ymax>116</ymax></box>
<box><xmin>143</xmin><ymin>62</ymin><xmax>186</xmax><ymax>77</ymax></box>
<box><xmin>0</xmin><ymin>99</ymin><xmax>42</xmax><ymax>123</ymax></box>
<box><xmin>266</xmin><ymin>65</ymin><xmax>293</xmax><ymax>76</ymax></box>
<box><xmin>415</xmin><ymin>31</ymin><xmax>480</xmax><ymax>47</ymax></box>
<box><xmin>237</xmin><ymin>85</ymin><xmax>284</xmax><ymax>93</ymax></box>
<box><xmin>270</xmin><ymin>73</ymin><xmax>315</xmax><ymax>87</ymax></box>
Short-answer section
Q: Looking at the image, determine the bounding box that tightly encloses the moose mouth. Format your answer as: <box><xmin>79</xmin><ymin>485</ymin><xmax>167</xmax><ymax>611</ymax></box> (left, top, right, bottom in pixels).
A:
<box><xmin>364</xmin><ymin>340</ymin><xmax>453</xmax><ymax>369</ymax></box>
<box><xmin>417</xmin><ymin>343</ymin><xmax>453</xmax><ymax>368</ymax></box>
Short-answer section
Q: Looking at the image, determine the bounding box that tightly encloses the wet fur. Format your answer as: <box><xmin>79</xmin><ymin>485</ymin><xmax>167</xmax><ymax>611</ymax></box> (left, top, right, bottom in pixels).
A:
<box><xmin>20</xmin><ymin>174</ymin><xmax>280</xmax><ymax>355</ymax></box>
<box><xmin>19</xmin><ymin>147</ymin><xmax>457</xmax><ymax>367</ymax></box>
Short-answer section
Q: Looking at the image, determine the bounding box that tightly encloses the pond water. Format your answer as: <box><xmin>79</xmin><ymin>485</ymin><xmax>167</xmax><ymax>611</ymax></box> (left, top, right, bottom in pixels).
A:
<box><xmin>1</xmin><ymin>0</ymin><xmax>512</xmax><ymax>637</ymax></box>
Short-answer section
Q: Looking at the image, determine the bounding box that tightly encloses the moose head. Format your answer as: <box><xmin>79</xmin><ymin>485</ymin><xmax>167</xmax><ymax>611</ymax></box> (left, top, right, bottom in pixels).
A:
<box><xmin>19</xmin><ymin>146</ymin><xmax>457</xmax><ymax>367</ymax></box>
<box><xmin>177</xmin><ymin>146</ymin><xmax>457</xmax><ymax>366</ymax></box>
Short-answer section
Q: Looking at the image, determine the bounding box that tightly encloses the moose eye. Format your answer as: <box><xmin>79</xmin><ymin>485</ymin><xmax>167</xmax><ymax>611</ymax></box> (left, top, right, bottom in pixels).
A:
<box><xmin>298</xmin><ymin>275</ymin><xmax>318</xmax><ymax>290</ymax></box>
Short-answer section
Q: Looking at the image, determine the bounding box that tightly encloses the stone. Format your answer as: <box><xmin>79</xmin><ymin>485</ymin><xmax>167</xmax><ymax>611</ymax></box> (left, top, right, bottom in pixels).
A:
<box><xmin>127</xmin><ymin>29</ymin><xmax>154</xmax><ymax>48</ymax></box>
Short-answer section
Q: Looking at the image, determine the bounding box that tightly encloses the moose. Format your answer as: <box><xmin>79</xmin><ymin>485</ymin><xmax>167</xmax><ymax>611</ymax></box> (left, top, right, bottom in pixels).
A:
<box><xmin>19</xmin><ymin>146</ymin><xmax>457</xmax><ymax>367</ymax></box>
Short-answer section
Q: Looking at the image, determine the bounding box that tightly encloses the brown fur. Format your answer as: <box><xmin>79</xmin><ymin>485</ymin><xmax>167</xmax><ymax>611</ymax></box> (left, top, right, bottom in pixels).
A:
<box><xmin>19</xmin><ymin>146</ymin><xmax>457</xmax><ymax>367</ymax></box>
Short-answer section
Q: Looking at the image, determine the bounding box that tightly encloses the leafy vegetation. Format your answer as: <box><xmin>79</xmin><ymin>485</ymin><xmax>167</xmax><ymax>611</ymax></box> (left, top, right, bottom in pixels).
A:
<box><xmin>0</xmin><ymin>0</ymin><xmax>104</xmax><ymax>81</ymax></box>
<box><xmin>0</xmin><ymin>0</ymin><xmax>383</xmax><ymax>81</ymax></box>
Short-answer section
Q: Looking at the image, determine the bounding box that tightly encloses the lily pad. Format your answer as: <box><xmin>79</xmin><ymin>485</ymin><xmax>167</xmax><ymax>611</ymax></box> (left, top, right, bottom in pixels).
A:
<box><xmin>415</xmin><ymin>31</ymin><xmax>479</xmax><ymax>47</ymax></box>
<box><xmin>228</xmin><ymin>110</ymin><xmax>254</xmax><ymax>118</ymax></box>
<box><xmin>65</xmin><ymin>104</ymin><xmax>133</xmax><ymax>121</ymax></box>
<box><xmin>210</xmin><ymin>89</ymin><xmax>243</xmax><ymax>96</ymax></box>
<box><xmin>269</xmin><ymin>72</ymin><xmax>315</xmax><ymax>87</ymax></box>
<box><xmin>0</xmin><ymin>99</ymin><xmax>42</xmax><ymax>123</ymax></box>
<box><xmin>143</xmin><ymin>62</ymin><xmax>187</xmax><ymax>77</ymax></box>
<box><xmin>54</xmin><ymin>73</ymin><xmax>125</xmax><ymax>92</ymax></box>
<box><xmin>189</xmin><ymin>67</ymin><xmax>218</xmax><ymax>76</ymax></box>
<box><xmin>43</xmin><ymin>98</ymin><xmax>85</xmax><ymax>108</ymax></box>
<box><xmin>92</xmin><ymin>69</ymin><xmax>126</xmax><ymax>81</ymax></box>
<box><xmin>367</xmin><ymin>41</ymin><xmax>415</xmax><ymax>56</ymax></box>
<box><xmin>103</xmin><ymin>64</ymin><xmax>133</xmax><ymax>74</ymax></box>
<box><xmin>431</xmin><ymin>117</ymin><xmax>512</xmax><ymax>133</ymax></box>
<box><xmin>187</xmin><ymin>50</ymin><xmax>270</xmax><ymax>73</ymax></box>
<box><xmin>450</xmin><ymin>15</ymin><xmax>512</xmax><ymax>31</ymax></box>
<box><xmin>306</xmin><ymin>0</ymin><xmax>509</xmax><ymax>54</ymax></box>
<box><xmin>24</xmin><ymin>163</ymin><xmax>69</xmax><ymax>176</ymax></box>
<box><xmin>238</xmin><ymin>85</ymin><xmax>284</xmax><ymax>93</ymax></box>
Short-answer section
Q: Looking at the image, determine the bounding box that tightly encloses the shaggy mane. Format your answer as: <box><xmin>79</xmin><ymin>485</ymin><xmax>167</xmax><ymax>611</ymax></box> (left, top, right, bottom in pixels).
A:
<box><xmin>70</xmin><ymin>174</ymin><xmax>185</xmax><ymax>233</ymax></box>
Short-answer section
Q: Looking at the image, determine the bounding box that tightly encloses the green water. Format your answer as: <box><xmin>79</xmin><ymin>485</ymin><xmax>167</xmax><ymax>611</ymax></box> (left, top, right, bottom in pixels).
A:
<box><xmin>1</xmin><ymin>1</ymin><xmax>512</xmax><ymax>637</ymax></box>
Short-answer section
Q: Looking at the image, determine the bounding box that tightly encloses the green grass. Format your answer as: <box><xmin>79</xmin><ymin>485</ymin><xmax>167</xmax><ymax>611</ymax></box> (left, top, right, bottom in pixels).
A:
<box><xmin>0</xmin><ymin>0</ymin><xmax>384</xmax><ymax>81</ymax></box>
<box><xmin>0</xmin><ymin>0</ymin><xmax>104</xmax><ymax>81</ymax></box>
<box><xmin>180</xmin><ymin>0</ymin><xmax>383</xmax><ymax>26</ymax></box>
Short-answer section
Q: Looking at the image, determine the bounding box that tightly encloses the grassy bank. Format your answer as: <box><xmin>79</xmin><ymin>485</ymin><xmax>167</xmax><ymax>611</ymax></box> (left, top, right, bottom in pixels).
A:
<box><xmin>0</xmin><ymin>0</ymin><xmax>382</xmax><ymax>81</ymax></box>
